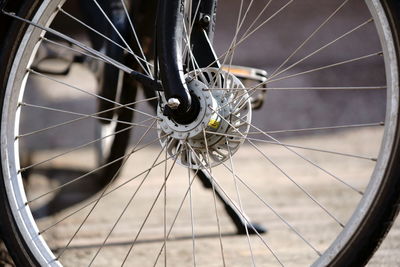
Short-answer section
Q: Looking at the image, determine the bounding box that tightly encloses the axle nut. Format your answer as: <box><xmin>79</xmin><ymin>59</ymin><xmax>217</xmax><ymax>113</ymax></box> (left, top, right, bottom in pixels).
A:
<box><xmin>167</xmin><ymin>98</ymin><xmax>181</xmax><ymax>109</ymax></box>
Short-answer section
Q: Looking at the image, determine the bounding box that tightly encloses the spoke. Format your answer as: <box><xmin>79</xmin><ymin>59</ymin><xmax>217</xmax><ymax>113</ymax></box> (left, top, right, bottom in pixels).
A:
<box><xmin>226</xmin><ymin>138</ymin><xmax>256</xmax><ymax>266</ymax></box>
<box><xmin>186</xmin><ymin>143</ymin><xmax>285</xmax><ymax>267</ymax></box>
<box><xmin>187</xmin><ymin>149</ymin><xmax>197</xmax><ymax>267</ymax></box>
<box><xmin>120</xmin><ymin>144</ymin><xmax>182</xmax><ymax>266</ymax></box>
<box><xmin>269</xmin><ymin>0</ymin><xmax>351</xmax><ymax>77</ymax></box>
<box><xmin>205</xmin><ymin>86</ymin><xmax>387</xmax><ymax>91</ymax></box>
<box><xmin>3</xmin><ymin>11</ymin><xmax>135</xmax><ymax>74</ymax></box>
<box><xmin>220</xmin><ymin>0</ymin><xmax>294</xmax><ymax>66</ymax></box>
<box><xmin>119</xmin><ymin>0</ymin><xmax>153</xmax><ymax>72</ymax></box>
<box><xmin>219</xmin><ymin>0</ymin><xmax>255</xmax><ymax>74</ymax></box>
<box><xmin>92</xmin><ymin>0</ymin><xmax>152</xmax><ymax>76</ymax></box>
<box><xmin>17</xmin><ymin>98</ymin><xmax>157</xmax><ymax>139</ymax></box>
<box><xmin>249</xmin><ymin>122</ymin><xmax>385</xmax><ymax>135</ymax></box>
<box><xmin>27</xmin><ymin>125</ymin><xmax>163</xmax><ymax>204</ymax></box>
<box><xmin>210</xmin><ymin>107</ymin><xmax>345</xmax><ymax>227</ymax></box>
<box><xmin>88</xmin><ymin>140</ymin><xmax>169</xmax><ymax>266</ymax></box>
<box><xmin>19</xmin><ymin>102</ymin><xmax>148</xmax><ymax>128</ymax></box>
<box><xmin>152</xmin><ymin>167</ymin><xmax>201</xmax><ymax>267</ymax></box>
<box><xmin>21</xmin><ymin>125</ymin><xmax>134</xmax><ymax>173</ymax></box>
<box><xmin>41</xmin><ymin>37</ymin><xmax>104</xmax><ymax>62</ymax></box>
<box><xmin>221</xmin><ymin>161</ymin><xmax>321</xmax><ymax>256</ymax></box>
<box><xmin>234</xmin><ymin>115</ymin><xmax>363</xmax><ymax>194</ymax></box>
<box><xmin>265</xmin><ymin>51</ymin><xmax>383</xmax><ymax>85</ymax></box>
<box><xmin>39</xmin><ymin>152</ymin><xmax>176</xmax><ymax>234</ymax></box>
<box><xmin>58</xmin><ymin>7</ymin><xmax>148</xmax><ymax>67</ymax></box>
<box><xmin>269</xmin><ymin>18</ymin><xmax>374</xmax><ymax>80</ymax></box>
<box><xmin>204</xmin><ymin>131</ymin><xmax>377</xmax><ymax>161</ymax></box>
<box><xmin>163</xmin><ymin>139</ymin><xmax>168</xmax><ymax>267</ymax></box>
<box><xmin>56</xmin><ymin>120</ymin><xmax>156</xmax><ymax>259</ymax></box>
<box><xmin>29</xmin><ymin>69</ymin><xmax>158</xmax><ymax>120</ymax></box>
<box><xmin>202</xmin><ymin>129</ymin><xmax>226</xmax><ymax>267</ymax></box>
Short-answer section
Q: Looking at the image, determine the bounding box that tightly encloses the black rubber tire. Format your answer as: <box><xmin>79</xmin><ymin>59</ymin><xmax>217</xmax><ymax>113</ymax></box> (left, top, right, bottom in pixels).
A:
<box><xmin>0</xmin><ymin>1</ymin><xmax>132</xmax><ymax>266</ymax></box>
<box><xmin>0</xmin><ymin>1</ymin><xmax>399</xmax><ymax>267</ymax></box>
<box><xmin>328</xmin><ymin>1</ymin><xmax>400</xmax><ymax>266</ymax></box>
<box><xmin>0</xmin><ymin>1</ymin><xmax>45</xmax><ymax>265</ymax></box>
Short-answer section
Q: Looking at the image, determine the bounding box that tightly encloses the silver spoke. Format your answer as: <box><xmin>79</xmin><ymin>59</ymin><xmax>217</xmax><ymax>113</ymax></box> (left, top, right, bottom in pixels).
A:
<box><xmin>210</xmin><ymin>107</ymin><xmax>345</xmax><ymax>227</ymax></box>
<box><xmin>226</xmin><ymin>138</ymin><xmax>256</xmax><ymax>266</ymax></box>
<box><xmin>17</xmin><ymin>98</ymin><xmax>157</xmax><ymax>139</ymax></box>
<box><xmin>26</xmin><ymin>126</ymin><xmax>162</xmax><ymax>204</ymax></box>
<box><xmin>205</xmin><ymin>86</ymin><xmax>386</xmax><ymax>91</ymax></box>
<box><xmin>270</xmin><ymin>18</ymin><xmax>374</xmax><ymax>80</ymax></box>
<box><xmin>3</xmin><ymin>11</ymin><xmax>135</xmax><ymax>74</ymax></box>
<box><xmin>91</xmin><ymin>0</ymin><xmax>152</xmax><ymax>76</ymax></box>
<box><xmin>204</xmin><ymin>131</ymin><xmax>377</xmax><ymax>161</ymax></box>
<box><xmin>152</xmin><ymin>167</ymin><xmax>202</xmax><ymax>267</ymax></box>
<box><xmin>269</xmin><ymin>0</ymin><xmax>351</xmax><ymax>77</ymax></box>
<box><xmin>202</xmin><ymin>129</ymin><xmax>226</xmax><ymax>267</ymax></box>
<box><xmin>221</xmin><ymin>162</ymin><xmax>321</xmax><ymax>256</ymax></box>
<box><xmin>186</xmin><ymin>143</ymin><xmax>285</xmax><ymax>267</ymax></box>
<box><xmin>88</xmin><ymin>140</ymin><xmax>169</xmax><ymax>266</ymax></box>
<box><xmin>56</xmin><ymin>119</ymin><xmax>156</xmax><ymax>259</ymax></box>
<box><xmin>120</xmin><ymin>143</ymin><xmax>181</xmax><ymax>266</ymax></box>
<box><xmin>265</xmin><ymin>51</ymin><xmax>383</xmax><ymax>85</ymax></box>
<box><xmin>187</xmin><ymin>149</ymin><xmax>197</xmax><ymax>267</ymax></box>
<box><xmin>57</xmin><ymin>7</ymin><xmax>148</xmax><ymax>67</ymax></box>
<box><xmin>119</xmin><ymin>0</ymin><xmax>153</xmax><ymax>72</ymax></box>
<box><xmin>249</xmin><ymin>122</ymin><xmax>384</xmax><ymax>135</ymax></box>
<box><xmin>39</xmin><ymin>152</ymin><xmax>176</xmax><ymax>234</ymax></box>
<box><xmin>19</xmin><ymin>102</ymin><xmax>148</xmax><ymax>127</ymax></box>
<box><xmin>234</xmin><ymin>115</ymin><xmax>363</xmax><ymax>194</ymax></box>
<box><xmin>29</xmin><ymin>69</ymin><xmax>158</xmax><ymax>120</ymax></box>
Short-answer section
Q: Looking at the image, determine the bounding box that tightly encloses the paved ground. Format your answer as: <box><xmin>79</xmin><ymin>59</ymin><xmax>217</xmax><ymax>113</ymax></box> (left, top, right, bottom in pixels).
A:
<box><xmin>13</xmin><ymin>127</ymin><xmax>397</xmax><ymax>266</ymax></box>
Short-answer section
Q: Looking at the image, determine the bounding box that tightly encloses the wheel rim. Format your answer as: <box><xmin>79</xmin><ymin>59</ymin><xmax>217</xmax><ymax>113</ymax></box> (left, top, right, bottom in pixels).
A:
<box><xmin>1</xmin><ymin>0</ymin><xmax>398</xmax><ymax>266</ymax></box>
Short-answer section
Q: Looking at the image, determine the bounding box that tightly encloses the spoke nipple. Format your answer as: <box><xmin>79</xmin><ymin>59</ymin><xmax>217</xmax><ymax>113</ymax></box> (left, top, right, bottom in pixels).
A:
<box><xmin>167</xmin><ymin>98</ymin><xmax>181</xmax><ymax>109</ymax></box>
<box><xmin>185</xmin><ymin>76</ymin><xmax>193</xmax><ymax>83</ymax></box>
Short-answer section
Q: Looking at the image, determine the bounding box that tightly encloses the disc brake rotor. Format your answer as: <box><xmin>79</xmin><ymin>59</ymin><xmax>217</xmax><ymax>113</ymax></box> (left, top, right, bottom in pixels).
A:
<box><xmin>158</xmin><ymin>68</ymin><xmax>252</xmax><ymax>169</ymax></box>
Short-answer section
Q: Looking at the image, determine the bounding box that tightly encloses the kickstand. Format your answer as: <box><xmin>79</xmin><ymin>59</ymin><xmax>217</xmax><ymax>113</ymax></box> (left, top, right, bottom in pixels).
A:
<box><xmin>195</xmin><ymin>169</ymin><xmax>267</xmax><ymax>235</ymax></box>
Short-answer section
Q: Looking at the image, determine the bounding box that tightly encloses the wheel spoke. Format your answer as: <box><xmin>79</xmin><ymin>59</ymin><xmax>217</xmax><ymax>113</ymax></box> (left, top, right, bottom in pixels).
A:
<box><xmin>88</xmin><ymin>139</ymin><xmax>170</xmax><ymax>266</ymax></box>
<box><xmin>29</xmin><ymin>69</ymin><xmax>158</xmax><ymax>120</ymax></box>
<box><xmin>225</xmin><ymin>138</ymin><xmax>256</xmax><ymax>266</ymax></box>
<box><xmin>204</xmin><ymin>131</ymin><xmax>377</xmax><ymax>161</ymax></box>
<box><xmin>56</xmin><ymin>119</ymin><xmax>157</xmax><ymax>260</ymax></box>
<box><xmin>186</xmin><ymin>143</ymin><xmax>285</xmax><ymax>267</ymax></box>
<box><xmin>17</xmin><ymin>98</ymin><xmax>157</xmax><ymax>139</ymax></box>
<box><xmin>210</xmin><ymin>107</ymin><xmax>345</xmax><ymax>227</ymax></box>
<box><xmin>202</xmin><ymin>129</ymin><xmax>227</xmax><ymax>267</ymax></box>
<box><xmin>270</xmin><ymin>0</ymin><xmax>351</xmax><ymax>77</ymax></box>
<box><xmin>39</xmin><ymin>151</ymin><xmax>176</xmax><ymax>234</ymax></box>
<box><xmin>269</xmin><ymin>18</ymin><xmax>374</xmax><ymax>80</ymax></box>
<box><xmin>91</xmin><ymin>0</ymin><xmax>152</xmax><ymax>76</ymax></box>
<box><xmin>119</xmin><ymin>0</ymin><xmax>153</xmax><ymax>73</ymax></box>
<box><xmin>26</xmin><ymin>124</ymin><xmax>162</xmax><ymax>204</ymax></box>
<box><xmin>120</xmin><ymin>143</ymin><xmax>182</xmax><ymax>266</ymax></box>
<box><xmin>3</xmin><ymin>11</ymin><xmax>135</xmax><ymax>74</ymax></box>
<box><xmin>221</xmin><ymin>161</ymin><xmax>322</xmax><ymax>256</ymax></box>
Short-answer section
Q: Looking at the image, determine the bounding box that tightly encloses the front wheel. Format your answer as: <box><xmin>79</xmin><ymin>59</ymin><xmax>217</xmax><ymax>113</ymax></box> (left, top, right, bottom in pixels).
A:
<box><xmin>0</xmin><ymin>0</ymin><xmax>400</xmax><ymax>266</ymax></box>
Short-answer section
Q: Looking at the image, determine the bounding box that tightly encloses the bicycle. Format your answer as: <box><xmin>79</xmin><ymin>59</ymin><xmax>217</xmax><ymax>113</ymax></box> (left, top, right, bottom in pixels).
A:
<box><xmin>0</xmin><ymin>0</ymin><xmax>400</xmax><ymax>266</ymax></box>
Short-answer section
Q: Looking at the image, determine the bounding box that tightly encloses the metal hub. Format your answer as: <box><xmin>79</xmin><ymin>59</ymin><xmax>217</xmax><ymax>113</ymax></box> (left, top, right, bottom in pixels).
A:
<box><xmin>158</xmin><ymin>68</ymin><xmax>252</xmax><ymax>168</ymax></box>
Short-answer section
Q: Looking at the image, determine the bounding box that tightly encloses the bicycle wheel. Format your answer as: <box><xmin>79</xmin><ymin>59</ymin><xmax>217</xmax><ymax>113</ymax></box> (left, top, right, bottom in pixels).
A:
<box><xmin>0</xmin><ymin>0</ymin><xmax>400</xmax><ymax>266</ymax></box>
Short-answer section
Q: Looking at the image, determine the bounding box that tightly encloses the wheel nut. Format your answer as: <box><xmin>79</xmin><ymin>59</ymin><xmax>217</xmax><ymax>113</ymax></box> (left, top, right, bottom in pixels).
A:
<box><xmin>167</xmin><ymin>98</ymin><xmax>181</xmax><ymax>109</ymax></box>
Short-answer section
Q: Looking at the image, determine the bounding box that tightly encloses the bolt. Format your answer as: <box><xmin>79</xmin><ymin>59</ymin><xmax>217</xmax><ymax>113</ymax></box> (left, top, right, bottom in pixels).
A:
<box><xmin>201</xmin><ymin>15</ymin><xmax>211</xmax><ymax>26</ymax></box>
<box><xmin>167</xmin><ymin>98</ymin><xmax>181</xmax><ymax>109</ymax></box>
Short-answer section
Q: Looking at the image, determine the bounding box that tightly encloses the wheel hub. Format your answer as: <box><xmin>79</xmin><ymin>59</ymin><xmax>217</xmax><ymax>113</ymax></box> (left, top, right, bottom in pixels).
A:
<box><xmin>158</xmin><ymin>68</ymin><xmax>252</xmax><ymax>168</ymax></box>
